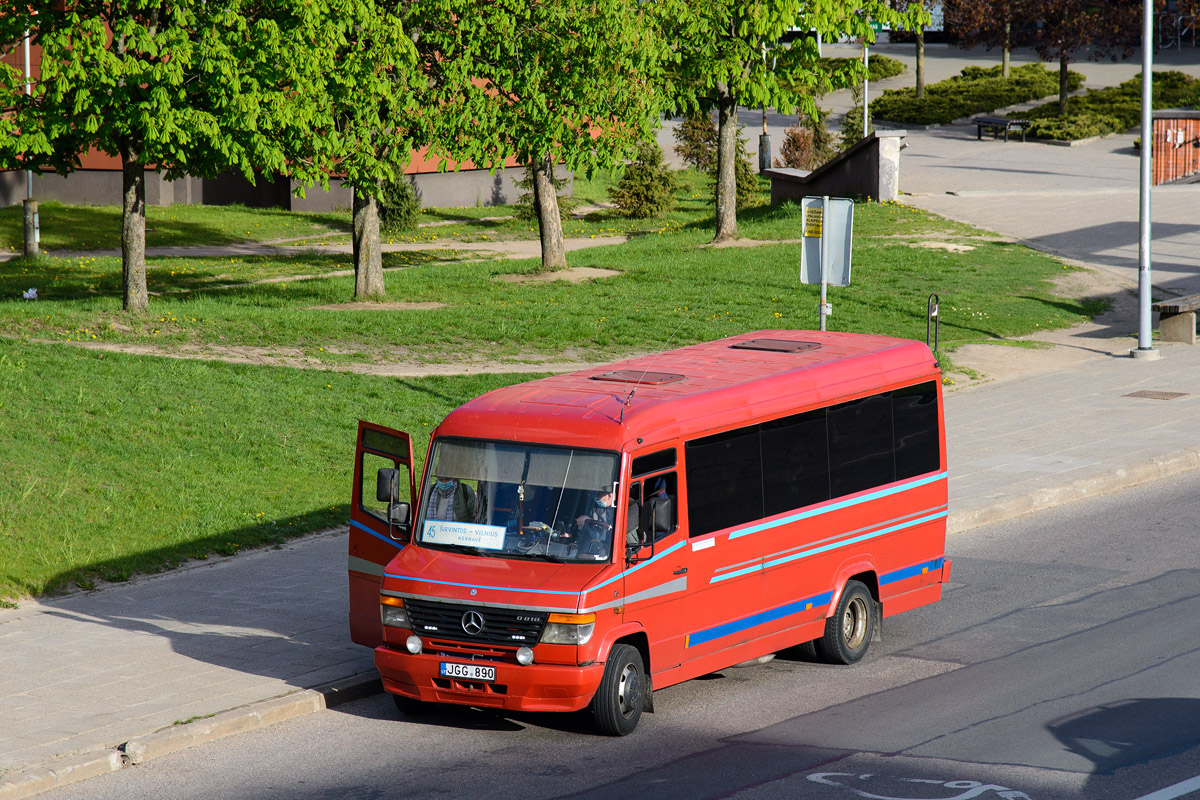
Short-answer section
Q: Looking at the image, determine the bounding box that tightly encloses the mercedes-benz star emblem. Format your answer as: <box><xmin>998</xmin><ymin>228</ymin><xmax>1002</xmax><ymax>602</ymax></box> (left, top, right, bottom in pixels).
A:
<box><xmin>461</xmin><ymin>610</ymin><xmax>485</xmax><ymax>636</ymax></box>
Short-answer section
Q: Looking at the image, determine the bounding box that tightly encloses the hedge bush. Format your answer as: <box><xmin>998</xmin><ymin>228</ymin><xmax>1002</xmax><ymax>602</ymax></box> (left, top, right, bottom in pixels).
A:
<box><xmin>610</xmin><ymin>140</ymin><xmax>677</xmax><ymax>218</ymax></box>
<box><xmin>872</xmin><ymin>63</ymin><xmax>1083</xmax><ymax>125</ymax></box>
<box><xmin>1023</xmin><ymin>71</ymin><xmax>1200</xmax><ymax>140</ymax></box>
<box><xmin>821</xmin><ymin>54</ymin><xmax>907</xmax><ymax>83</ymax></box>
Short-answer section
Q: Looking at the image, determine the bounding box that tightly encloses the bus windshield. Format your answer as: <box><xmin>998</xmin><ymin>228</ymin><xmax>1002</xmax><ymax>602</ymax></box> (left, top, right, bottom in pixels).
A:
<box><xmin>417</xmin><ymin>438</ymin><xmax>621</xmax><ymax>563</ymax></box>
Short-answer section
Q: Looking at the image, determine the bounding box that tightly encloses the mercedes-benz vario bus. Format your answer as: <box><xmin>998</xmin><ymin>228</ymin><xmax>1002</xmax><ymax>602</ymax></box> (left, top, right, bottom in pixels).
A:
<box><xmin>349</xmin><ymin>330</ymin><xmax>951</xmax><ymax>735</ymax></box>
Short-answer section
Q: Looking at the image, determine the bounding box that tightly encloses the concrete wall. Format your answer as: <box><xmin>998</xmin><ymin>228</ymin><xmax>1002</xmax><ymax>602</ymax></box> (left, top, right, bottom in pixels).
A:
<box><xmin>1</xmin><ymin>165</ymin><xmax>571</xmax><ymax>211</ymax></box>
<box><xmin>765</xmin><ymin>131</ymin><xmax>906</xmax><ymax>204</ymax></box>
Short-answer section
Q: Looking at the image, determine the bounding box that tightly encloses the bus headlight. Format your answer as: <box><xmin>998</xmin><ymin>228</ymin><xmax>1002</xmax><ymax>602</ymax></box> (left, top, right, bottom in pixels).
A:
<box><xmin>540</xmin><ymin>612</ymin><xmax>596</xmax><ymax>645</ymax></box>
<box><xmin>381</xmin><ymin>596</ymin><xmax>410</xmax><ymax>628</ymax></box>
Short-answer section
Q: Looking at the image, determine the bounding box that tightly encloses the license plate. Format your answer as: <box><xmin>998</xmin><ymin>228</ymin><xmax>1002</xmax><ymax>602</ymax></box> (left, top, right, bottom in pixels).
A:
<box><xmin>440</xmin><ymin>662</ymin><xmax>496</xmax><ymax>682</ymax></box>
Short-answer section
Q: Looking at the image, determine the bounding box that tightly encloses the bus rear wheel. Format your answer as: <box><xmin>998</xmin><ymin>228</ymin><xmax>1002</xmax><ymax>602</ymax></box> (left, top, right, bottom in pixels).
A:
<box><xmin>591</xmin><ymin>643</ymin><xmax>645</xmax><ymax>736</ymax></box>
<box><xmin>816</xmin><ymin>580</ymin><xmax>875</xmax><ymax>665</ymax></box>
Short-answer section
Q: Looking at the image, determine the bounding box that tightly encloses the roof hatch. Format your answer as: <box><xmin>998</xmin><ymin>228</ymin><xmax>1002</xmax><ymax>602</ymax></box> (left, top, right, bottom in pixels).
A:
<box><xmin>590</xmin><ymin>370</ymin><xmax>685</xmax><ymax>386</ymax></box>
<box><xmin>730</xmin><ymin>338</ymin><xmax>821</xmax><ymax>353</ymax></box>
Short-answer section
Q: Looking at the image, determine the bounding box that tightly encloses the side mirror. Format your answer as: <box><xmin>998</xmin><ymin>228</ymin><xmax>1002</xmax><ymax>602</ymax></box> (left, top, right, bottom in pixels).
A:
<box><xmin>646</xmin><ymin>496</ymin><xmax>672</xmax><ymax>534</ymax></box>
<box><xmin>377</xmin><ymin>468</ymin><xmax>400</xmax><ymax>503</ymax></box>
<box><xmin>388</xmin><ymin>501</ymin><xmax>410</xmax><ymax>527</ymax></box>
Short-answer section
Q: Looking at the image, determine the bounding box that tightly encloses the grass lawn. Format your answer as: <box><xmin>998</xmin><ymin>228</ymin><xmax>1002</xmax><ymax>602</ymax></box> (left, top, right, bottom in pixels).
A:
<box><xmin>0</xmin><ymin>202</ymin><xmax>347</xmax><ymax>254</ymax></box>
<box><xmin>0</xmin><ymin>173</ymin><xmax>1105</xmax><ymax>599</ymax></box>
<box><xmin>0</xmin><ymin>340</ymin><xmax>529</xmax><ymax>598</ymax></box>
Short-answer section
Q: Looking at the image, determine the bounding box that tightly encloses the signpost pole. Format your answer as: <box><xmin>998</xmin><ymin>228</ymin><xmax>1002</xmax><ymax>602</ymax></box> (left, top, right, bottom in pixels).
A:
<box><xmin>1132</xmin><ymin>0</ymin><xmax>1159</xmax><ymax>359</ymax></box>
<box><xmin>819</xmin><ymin>196</ymin><xmax>828</xmax><ymax>331</ymax></box>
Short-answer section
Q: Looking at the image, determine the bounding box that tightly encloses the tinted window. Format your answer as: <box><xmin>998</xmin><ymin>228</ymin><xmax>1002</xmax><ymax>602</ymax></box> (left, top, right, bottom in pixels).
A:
<box><xmin>893</xmin><ymin>382</ymin><xmax>941</xmax><ymax>479</ymax></box>
<box><xmin>632</xmin><ymin>449</ymin><xmax>676</xmax><ymax>478</ymax></box>
<box><xmin>761</xmin><ymin>409</ymin><xmax>830</xmax><ymax>516</ymax></box>
<box><xmin>828</xmin><ymin>394</ymin><xmax>894</xmax><ymax>497</ymax></box>
<box><xmin>685</xmin><ymin>427</ymin><xmax>762</xmax><ymax>536</ymax></box>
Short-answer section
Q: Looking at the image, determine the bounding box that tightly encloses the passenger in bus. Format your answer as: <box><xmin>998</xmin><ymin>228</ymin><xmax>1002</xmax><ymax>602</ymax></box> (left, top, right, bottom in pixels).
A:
<box><xmin>428</xmin><ymin>476</ymin><xmax>477</xmax><ymax>522</ymax></box>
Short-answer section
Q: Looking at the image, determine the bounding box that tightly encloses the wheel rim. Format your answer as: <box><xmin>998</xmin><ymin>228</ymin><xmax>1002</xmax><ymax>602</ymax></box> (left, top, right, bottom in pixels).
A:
<box><xmin>617</xmin><ymin>663</ymin><xmax>643</xmax><ymax>719</ymax></box>
<box><xmin>842</xmin><ymin>596</ymin><xmax>869</xmax><ymax>650</ymax></box>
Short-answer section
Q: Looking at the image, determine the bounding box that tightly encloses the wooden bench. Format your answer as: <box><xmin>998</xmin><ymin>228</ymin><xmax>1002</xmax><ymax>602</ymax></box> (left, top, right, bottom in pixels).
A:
<box><xmin>973</xmin><ymin>116</ymin><xmax>1029</xmax><ymax>142</ymax></box>
<box><xmin>1153</xmin><ymin>293</ymin><xmax>1200</xmax><ymax>344</ymax></box>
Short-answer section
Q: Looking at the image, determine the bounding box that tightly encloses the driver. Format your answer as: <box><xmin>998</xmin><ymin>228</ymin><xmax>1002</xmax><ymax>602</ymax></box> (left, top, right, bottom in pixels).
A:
<box><xmin>429</xmin><ymin>476</ymin><xmax>477</xmax><ymax>522</ymax></box>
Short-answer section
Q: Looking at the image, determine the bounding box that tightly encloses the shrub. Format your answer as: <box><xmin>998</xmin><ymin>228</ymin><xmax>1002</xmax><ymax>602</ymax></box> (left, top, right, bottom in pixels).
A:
<box><xmin>610</xmin><ymin>140</ymin><xmax>677</xmax><ymax>218</ymax></box>
<box><xmin>821</xmin><ymin>54</ymin><xmax>907</xmax><ymax>83</ymax></box>
<box><xmin>514</xmin><ymin>165</ymin><xmax>580</xmax><ymax>222</ymax></box>
<box><xmin>840</xmin><ymin>84</ymin><xmax>874</xmax><ymax>151</ymax></box>
<box><xmin>872</xmin><ymin>63</ymin><xmax>1085</xmax><ymax>126</ymax></box>
<box><xmin>673</xmin><ymin>111</ymin><xmax>718</xmax><ymax>171</ymax></box>
<box><xmin>708</xmin><ymin>130</ymin><xmax>763</xmax><ymax>210</ymax></box>
<box><xmin>774</xmin><ymin>125</ymin><xmax>814</xmax><ymax>169</ymax></box>
<box><xmin>378</xmin><ymin>177</ymin><xmax>421</xmax><ymax>233</ymax></box>
<box><xmin>1023</xmin><ymin>71</ymin><xmax>1200</xmax><ymax>139</ymax></box>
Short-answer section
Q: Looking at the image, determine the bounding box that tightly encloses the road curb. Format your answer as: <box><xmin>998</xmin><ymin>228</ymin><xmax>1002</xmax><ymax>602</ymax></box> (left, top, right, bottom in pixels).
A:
<box><xmin>0</xmin><ymin>675</ymin><xmax>382</xmax><ymax>800</ymax></box>
<box><xmin>949</xmin><ymin>446</ymin><xmax>1200</xmax><ymax>534</ymax></box>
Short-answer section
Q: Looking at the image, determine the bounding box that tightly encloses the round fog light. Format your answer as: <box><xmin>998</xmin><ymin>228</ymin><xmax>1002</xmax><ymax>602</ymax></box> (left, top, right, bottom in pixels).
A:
<box><xmin>516</xmin><ymin>646</ymin><xmax>534</xmax><ymax>665</ymax></box>
<box><xmin>406</xmin><ymin>635</ymin><xmax>423</xmax><ymax>654</ymax></box>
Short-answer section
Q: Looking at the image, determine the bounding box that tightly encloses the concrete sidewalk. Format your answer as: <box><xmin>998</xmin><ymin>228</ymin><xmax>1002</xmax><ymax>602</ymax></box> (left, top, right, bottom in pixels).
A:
<box><xmin>5</xmin><ymin>339</ymin><xmax>1200</xmax><ymax>798</ymax></box>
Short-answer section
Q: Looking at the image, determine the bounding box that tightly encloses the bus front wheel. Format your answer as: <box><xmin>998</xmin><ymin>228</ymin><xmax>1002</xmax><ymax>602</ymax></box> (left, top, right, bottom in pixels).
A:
<box><xmin>591</xmin><ymin>643</ymin><xmax>645</xmax><ymax>736</ymax></box>
<box><xmin>816</xmin><ymin>580</ymin><xmax>875</xmax><ymax>665</ymax></box>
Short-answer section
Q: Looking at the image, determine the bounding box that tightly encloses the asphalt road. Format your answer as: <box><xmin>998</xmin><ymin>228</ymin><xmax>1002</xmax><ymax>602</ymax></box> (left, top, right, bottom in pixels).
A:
<box><xmin>43</xmin><ymin>471</ymin><xmax>1200</xmax><ymax>800</ymax></box>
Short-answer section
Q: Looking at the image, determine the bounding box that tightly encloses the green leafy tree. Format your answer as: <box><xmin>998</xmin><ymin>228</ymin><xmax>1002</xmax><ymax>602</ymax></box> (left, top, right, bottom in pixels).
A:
<box><xmin>425</xmin><ymin>0</ymin><xmax>670</xmax><ymax>271</ymax></box>
<box><xmin>670</xmin><ymin>0</ymin><xmax>927</xmax><ymax>243</ymax></box>
<box><xmin>0</xmin><ymin>0</ymin><xmax>333</xmax><ymax>312</ymax></box>
<box><xmin>283</xmin><ymin>0</ymin><xmax>423</xmax><ymax>300</ymax></box>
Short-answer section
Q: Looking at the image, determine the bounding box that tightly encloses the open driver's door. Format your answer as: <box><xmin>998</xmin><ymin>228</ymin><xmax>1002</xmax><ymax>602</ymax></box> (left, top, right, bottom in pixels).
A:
<box><xmin>349</xmin><ymin>420</ymin><xmax>418</xmax><ymax>647</ymax></box>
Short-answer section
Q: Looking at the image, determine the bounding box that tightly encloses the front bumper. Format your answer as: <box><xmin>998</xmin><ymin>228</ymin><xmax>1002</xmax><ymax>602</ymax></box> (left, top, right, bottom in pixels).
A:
<box><xmin>375</xmin><ymin>646</ymin><xmax>605</xmax><ymax>713</ymax></box>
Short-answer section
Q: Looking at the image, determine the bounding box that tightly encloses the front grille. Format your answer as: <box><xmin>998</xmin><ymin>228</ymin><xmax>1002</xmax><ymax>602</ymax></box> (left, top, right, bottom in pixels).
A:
<box><xmin>406</xmin><ymin>599</ymin><xmax>548</xmax><ymax>647</ymax></box>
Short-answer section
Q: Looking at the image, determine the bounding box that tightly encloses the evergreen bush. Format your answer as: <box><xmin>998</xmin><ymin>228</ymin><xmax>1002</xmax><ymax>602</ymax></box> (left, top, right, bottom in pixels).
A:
<box><xmin>673</xmin><ymin>111</ymin><xmax>718</xmax><ymax>171</ymax></box>
<box><xmin>378</xmin><ymin>177</ymin><xmax>422</xmax><ymax>232</ymax></box>
<box><xmin>610</xmin><ymin>140</ymin><xmax>677</xmax><ymax>218</ymax></box>
<box><xmin>514</xmin><ymin>166</ymin><xmax>580</xmax><ymax>222</ymax></box>
<box><xmin>774</xmin><ymin>125</ymin><xmax>814</xmax><ymax>169</ymax></box>
<box><xmin>708</xmin><ymin>130</ymin><xmax>763</xmax><ymax>210</ymax></box>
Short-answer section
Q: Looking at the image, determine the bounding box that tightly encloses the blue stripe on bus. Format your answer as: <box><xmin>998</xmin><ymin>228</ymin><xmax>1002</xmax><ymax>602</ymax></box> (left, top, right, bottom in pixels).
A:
<box><xmin>381</xmin><ymin>572</ymin><xmax>582</xmax><ymax>597</ymax></box>
<box><xmin>879</xmin><ymin>557</ymin><xmax>945</xmax><ymax>585</ymax></box>
<box><xmin>711</xmin><ymin>510</ymin><xmax>949</xmax><ymax>584</ymax></box>
<box><xmin>727</xmin><ymin>471</ymin><xmax>948</xmax><ymax>541</ymax></box>
<box><xmin>686</xmin><ymin>591</ymin><xmax>835</xmax><ymax>648</ymax></box>
<box><xmin>350</xmin><ymin>519</ymin><xmax>405</xmax><ymax>549</ymax></box>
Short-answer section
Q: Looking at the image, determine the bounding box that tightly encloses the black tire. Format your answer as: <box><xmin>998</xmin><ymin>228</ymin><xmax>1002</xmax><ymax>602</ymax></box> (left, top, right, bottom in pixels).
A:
<box><xmin>591</xmin><ymin>643</ymin><xmax>645</xmax><ymax>736</ymax></box>
<box><xmin>392</xmin><ymin>692</ymin><xmax>433</xmax><ymax>715</ymax></box>
<box><xmin>815</xmin><ymin>580</ymin><xmax>875</xmax><ymax>665</ymax></box>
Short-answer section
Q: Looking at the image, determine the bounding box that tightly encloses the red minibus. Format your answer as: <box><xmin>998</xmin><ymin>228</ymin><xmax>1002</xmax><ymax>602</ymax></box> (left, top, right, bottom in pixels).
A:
<box><xmin>349</xmin><ymin>330</ymin><xmax>951</xmax><ymax>735</ymax></box>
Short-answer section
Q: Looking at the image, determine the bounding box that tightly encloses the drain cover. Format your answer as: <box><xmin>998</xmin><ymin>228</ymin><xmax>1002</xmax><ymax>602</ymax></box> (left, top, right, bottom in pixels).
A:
<box><xmin>1123</xmin><ymin>390</ymin><xmax>1188</xmax><ymax>400</ymax></box>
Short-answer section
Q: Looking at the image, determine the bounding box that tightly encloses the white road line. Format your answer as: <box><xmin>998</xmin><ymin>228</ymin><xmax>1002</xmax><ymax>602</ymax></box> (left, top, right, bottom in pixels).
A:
<box><xmin>1130</xmin><ymin>775</ymin><xmax>1200</xmax><ymax>800</ymax></box>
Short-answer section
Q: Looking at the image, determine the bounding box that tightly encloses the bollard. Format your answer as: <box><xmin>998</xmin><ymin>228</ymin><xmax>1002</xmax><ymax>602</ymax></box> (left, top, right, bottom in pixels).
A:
<box><xmin>926</xmin><ymin>293</ymin><xmax>940</xmax><ymax>353</ymax></box>
<box><xmin>23</xmin><ymin>198</ymin><xmax>39</xmax><ymax>258</ymax></box>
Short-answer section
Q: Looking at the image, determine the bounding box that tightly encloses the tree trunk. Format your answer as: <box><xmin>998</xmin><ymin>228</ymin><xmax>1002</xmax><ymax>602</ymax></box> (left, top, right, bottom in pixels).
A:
<box><xmin>531</xmin><ymin>154</ymin><xmax>567</xmax><ymax>271</ymax></box>
<box><xmin>120</xmin><ymin>144</ymin><xmax>148</xmax><ymax>313</ymax></box>
<box><xmin>352</xmin><ymin>186</ymin><xmax>385</xmax><ymax>299</ymax></box>
<box><xmin>916</xmin><ymin>28</ymin><xmax>925</xmax><ymax>99</ymax></box>
<box><xmin>1059</xmin><ymin>55</ymin><xmax>1070</xmax><ymax>115</ymax></box>
<box><xmin>713</xmin><ymin>84</ymin><xmax>738</xmax><ymax>243</ymax></box>
<box><xmin>1002</xmin><ymin>21</ymin><xmax>1011</xmax><ymax>79</ymax></box>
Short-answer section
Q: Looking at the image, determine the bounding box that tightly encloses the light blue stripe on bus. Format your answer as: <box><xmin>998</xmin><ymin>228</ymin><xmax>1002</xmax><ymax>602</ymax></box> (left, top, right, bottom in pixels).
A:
<box><xmin>711</xmin><ymin>510</ymin><xmax>949</xmax><ymax>584</ymax></box>
<box><xmin>687</xmin><ymin>590</ymin><xmax>835</xmax><ymax>648</ymax></box>
<box><xmin>585</xmin><ymin>539</ymin><xmax>687</xmax><ymax>594</ymax></box>
<box><xmin>880</xmin><ymin>557</ymin><xmax>945</xmax><ymax>585</ymax></box>
<box><xmin>382</xmin><ymin>572</ymin><xmax>581</xmax><ymax>596</ymax></box>
<box><xmin>727</xmin><ymin>471</ymin><xmax>948</xmax><ymax>541</ymax></box>
<box><xmin>350</xmin><ymin>519</ymin><xmax>405</xmax><ymax>549</ymax></box>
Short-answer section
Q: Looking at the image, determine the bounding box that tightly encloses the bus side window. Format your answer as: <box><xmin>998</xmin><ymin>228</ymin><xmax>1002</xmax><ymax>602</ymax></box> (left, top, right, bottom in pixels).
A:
<box><xmin>644</xmin><ymin>472</ymin><xmax>678</xmax><ymax>542</ymax></box>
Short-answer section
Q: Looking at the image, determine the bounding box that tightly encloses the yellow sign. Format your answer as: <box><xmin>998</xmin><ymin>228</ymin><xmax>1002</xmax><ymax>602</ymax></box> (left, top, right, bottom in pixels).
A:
<box><xmin>804</xmin><ymin>207</ymin><xmax>823</xmax><ymax>238</ymax></box>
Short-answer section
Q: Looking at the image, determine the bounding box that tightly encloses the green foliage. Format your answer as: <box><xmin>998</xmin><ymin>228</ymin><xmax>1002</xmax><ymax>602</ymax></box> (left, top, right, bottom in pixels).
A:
<box><xmin>707</xmin><ymin>131</ymin><xmax>762</xmax><ymax>210</ymax></box>
<box><xmin>872</xmin><ymin>63</ymin><xmax>1084</xmax><ymax>125</ymax></box>
<box><xmin>513</xmin><ymin>167</ymin><xmax>581</xmax><ymax>222</ymax></box>
<box><xmin>840</xmin><ymin>84</ymin><xmax>875</xmax><ymax>151</ymax></box>
<box><xmin>820</xmin><ymin>54</ymin><xmax>907</xmax><ymax>84</ymax></box>
<box><xmin>1023</xmin><ymin>71</ymin><xmax>1200</xmax><ymax>140</ymax></box>
<box><xmin>674</xmin><ymin>112</ymin><xmax>719</xmax><ymax>171</ymax></box>
<box><xmin>610</xmin><ymin>141</ymin><xmax>678</xmax><ymax>219</ymax></box>
<box><xmin>379</xmin><ymin>179</ymin><xmax>422</xmax><ymax>233</ymax></box>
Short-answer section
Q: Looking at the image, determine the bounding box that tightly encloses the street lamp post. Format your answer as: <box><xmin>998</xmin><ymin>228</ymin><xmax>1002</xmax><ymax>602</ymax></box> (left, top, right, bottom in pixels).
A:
<box><xmin>1133</xmin><ymin>0</ymin><xmax>1159</xmax><ymax>359</ymax></box>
